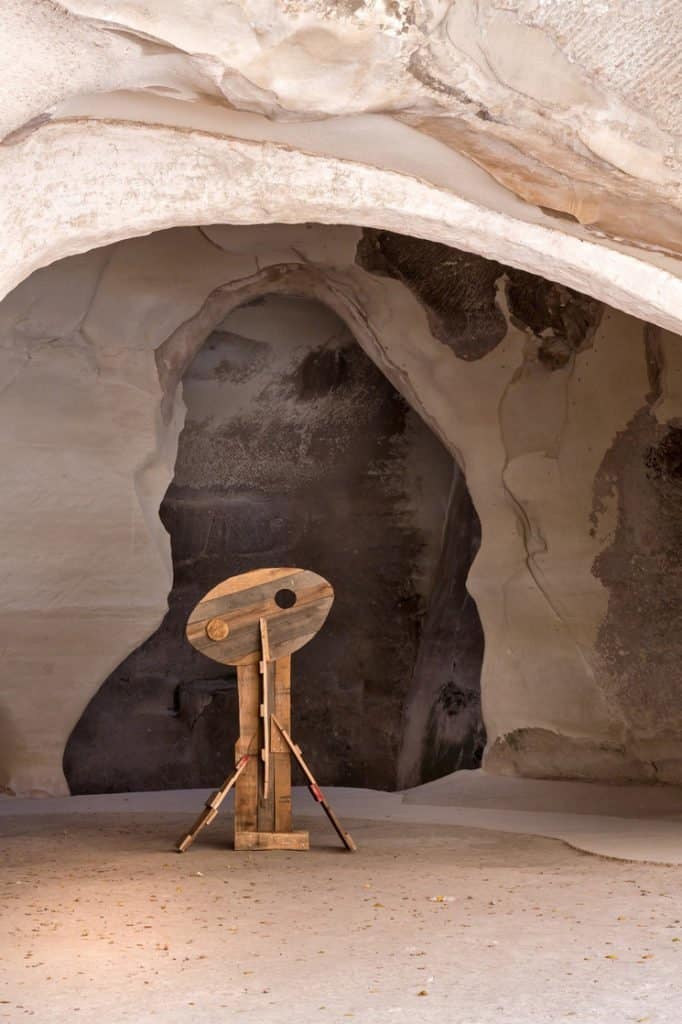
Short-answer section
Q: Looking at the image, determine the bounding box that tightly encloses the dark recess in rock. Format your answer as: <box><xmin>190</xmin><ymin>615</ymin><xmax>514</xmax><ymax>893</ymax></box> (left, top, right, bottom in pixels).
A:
<box><xmin>356</xmin><ymin>229</ymin><xmax>507</xmax><ymax>360</ymax></box>
<box><xmin>644</xmin><ymin>324</ymin><xmax>663</xmax><ymax>402</ymax></box>
<box><xmin>645</xmin><ymin>426</ymin><xmax>682</xmax><ymax>487</ymax></box>
<box><xmin>297</xmin><ymin>345</ymin><xmax>350</xmax><ymax>399</ymax></box>
<box><xmin>592</xmin><ymin>410</ymin><xmax>682</xmax><ymax>748</ymax></box>
<box><xmin>64</xmin><ymin>297</ymin><xmax>485</xmax><ymax>794</ymax></box>
<box><xmin>397</xmin><ymin>469</ymin><xmax>485</xmax><ymax>787</ymax></box>
<box><xmin>506</xmin><ymin>268</ymin><xmax>602</xmax><ymax>369</ymax></box>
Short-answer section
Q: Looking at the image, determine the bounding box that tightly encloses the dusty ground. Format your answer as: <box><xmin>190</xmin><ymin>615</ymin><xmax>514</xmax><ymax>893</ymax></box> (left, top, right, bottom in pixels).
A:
<box><xmin>1</xmin><ymin>812</ymin><xmax>681</xmax><ymax>1023</ymax></box>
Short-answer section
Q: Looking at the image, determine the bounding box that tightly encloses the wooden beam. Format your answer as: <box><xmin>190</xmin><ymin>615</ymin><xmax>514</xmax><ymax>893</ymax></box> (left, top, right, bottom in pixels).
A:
<box><xmin>176</xmin><ymin>754</ymin><xmax>250</xmax><ymax>852</ymax></box>
<box><xmin>271</xmin><ymin>714</ymin><xmax>357</xmax><ymax>852</ymax></box>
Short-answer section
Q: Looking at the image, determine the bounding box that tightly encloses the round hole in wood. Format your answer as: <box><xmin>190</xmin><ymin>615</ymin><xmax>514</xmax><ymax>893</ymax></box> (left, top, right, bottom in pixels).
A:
<box><xmin>274</xmin><ymin>588</ymin><xmax>297</xmax><ymax>610</ymax></box>
<box><xmin>205</xmin><ymin>617</ymin><xmax>229</xmax><ymax>642</ymax></box>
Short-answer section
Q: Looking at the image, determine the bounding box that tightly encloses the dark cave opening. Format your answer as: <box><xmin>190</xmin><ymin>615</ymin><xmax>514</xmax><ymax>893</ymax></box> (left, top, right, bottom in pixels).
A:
<box><xmin>64</xmin><ymin>294</ymin><xmax>484</xmax><ymax>794</ymax></box>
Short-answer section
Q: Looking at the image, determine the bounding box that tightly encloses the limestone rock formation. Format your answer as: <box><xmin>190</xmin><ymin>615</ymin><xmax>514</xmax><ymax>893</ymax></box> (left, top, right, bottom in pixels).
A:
<box><xmin>0</xmin><ymin>3</ymin><xmax>680</xmax><ymax>796</ymax></box>
<box><xmin>0</xmin><ymin>222</ymin><xmax>680</xmax><ymax>795</ymax></box>
<box><xmin>64</xmin><ymin>294</ymin><xmax>484</xmax><ymax>793</ymax></box>
<box><xmin>1</xmin><ymin>2</ymin><xmax>681</xmax><ymax>330</ymax></box>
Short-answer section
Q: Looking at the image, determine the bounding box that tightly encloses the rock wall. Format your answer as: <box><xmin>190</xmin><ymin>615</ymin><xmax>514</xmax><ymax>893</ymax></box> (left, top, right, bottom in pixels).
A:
<box><xmin>64</xmin><ymin>294</ymin><xmax>484</xmax><ymax>792</ymax></box>
<box><xmin>2</xmin><ymin>3</ymin><xmax>682</xmax><ymax>341</ymax></box>
<box><xmin>0</xmin><ymin>222</ymin><xmax>680</xmax><ymax>795</ymax></box>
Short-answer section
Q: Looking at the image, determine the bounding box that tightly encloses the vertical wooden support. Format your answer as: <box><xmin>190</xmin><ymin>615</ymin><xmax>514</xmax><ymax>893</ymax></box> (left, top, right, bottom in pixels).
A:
<box><xmin>234</xmin><ymin>662</ymin><xmax>260</xmax><ymax>836</ymax></box>
<box><xmin>259</xmin><ymin>617</ymin><xmax>272</xmax><ymax>802</ymax></box>
<box><xmin>176</xmin><ymin>754</ymin><xmax>250</xmax><ymax>852</ymax></box>
<box><xmin>273</xmin><ymin>656</ymin><xmax>292</xmax><ymax>833</ymax></box>
<box><xmin>257</xmin><ymin>628</ymin><xmax>276</xmax><ymax>832</ymax></box>
<box><xmin>235</xmin><ymin>652</ymin><xmax>306</xmax><ymax>849</ymax></box>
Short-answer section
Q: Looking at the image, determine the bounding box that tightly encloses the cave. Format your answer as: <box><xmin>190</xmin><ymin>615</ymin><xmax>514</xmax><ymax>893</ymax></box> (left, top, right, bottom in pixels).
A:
<box><xmin>4</xmin><ymin>7</ymin><xmax>682</xmax><ymax>1022</ymax></box>
<box><xmin>64</xmin><ymin>291</ymin><xmax>484</xmax><ymax>794</ymax></box>
<box><xmin>2</xmin><ymin>216</ymin><xmax>681</xmax><ymax>799</ymax></box>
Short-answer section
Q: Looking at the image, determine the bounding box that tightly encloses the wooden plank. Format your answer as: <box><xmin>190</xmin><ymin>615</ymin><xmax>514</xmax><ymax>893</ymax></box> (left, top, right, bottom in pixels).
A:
<box><xmin>176</xmin><ymin>755</ymin><xmax>250</xmax><ymax>852</ymax></box>
<box><xmin>235</xmin><ymin>663</ymin><xmax>260</xmax><ymax>835</ymax></box>
<box><xmin>310</xmin><ymin>788</ymin><xmax>358</xmax><ymax>853</ymax></box>
<box><xmin>273</xmin><ymin>656</ymin><xmax>292</xmax><ymax>732</ymax></box>
<box><xmin>257</xmin><ymin>618</ymin><xmax>276</xmax><ymax>832</ymax></box>
<box><xmin>234</xmin><ymin>830</ymin><xmax>309</xmax><ymax>852</ymax></box>
<box><xmin>259</xmin><ymin>617</ymin><xmax>273</xmax><ymax>800</ymax></box>
<box><xmin>271</xmin><ymin>714</ymin><xmax>316</xmax><ymax>785</ymax></box>
<box><xmin>186</xmin><ymin>590</ymin><xmax>332</xmax><ymax>664</ymax></box>
<box><xmin>186</xmin><ymin>569</ymin><xmax>313</xmax><ymax>629</ymax></box>
<box><xmin>185</xmin><ymin>569</ymin><xmax>333</xmax><ymax>665</ymax></box>
<box><xmin>273</xmin><ymin>656</ymin><xmax>292</xmax><ymax>833</ymax></box>
<box><xmin>272</xmin><ymin>751</ymin><xmax>292</xmax><ymax>833</ymax></box>
<box><xmin>271</xmin><ymin>714</ymin><xmax>357</xmax><ymax>852</ymax></box>
<box><xmin>187</xmin><ymin>580</ymin><xmax>330</xmax><ymax>630</ymax></box>
<box><xmin>202</xmin><ymin>567</ymin><xmax>298</xmax><ymax>601</ymax></box>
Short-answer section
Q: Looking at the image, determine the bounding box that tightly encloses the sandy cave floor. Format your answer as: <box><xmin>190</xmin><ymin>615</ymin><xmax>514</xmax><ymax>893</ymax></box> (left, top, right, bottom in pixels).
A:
<box><xmin>1</xmin><ymin>810</ymin><xmax>681</xmax><ymax>1024</ymax></box>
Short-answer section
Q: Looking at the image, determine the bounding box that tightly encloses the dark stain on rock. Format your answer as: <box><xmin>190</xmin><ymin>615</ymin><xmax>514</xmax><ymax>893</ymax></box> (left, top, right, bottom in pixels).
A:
<box><xmin>297</xmin><ymin>345</ymin><xmax>350</xmax><ymax>399</ymax></box>
<box><xmin>65</xmin><ymin>299</ymin><xmax>484</xmax><ymax>793</ymax></box>
<box><xmin>356</xmin><ymin>229</ymin><xmax>507</xmax><ymax>360</ymax></box>
<box><xmin>539</xmin><ymin>206</ymin><xmax>582</xmax><ymax>225</ymax></box>
<box><xmin>419</xmin><ymin>651</ymin><xmax>485</xmax><ymax>782</ymax></box>
<box><xmin>407</xmin><ymin>53</ymin><xmax>480</xmax><ymax>106</ymax></box>
<box><xmin>506</xmin><ymin>268</ymin><xmax>603</xmax><ymax>370</ymax></box>
<box><xmin>1</xmin><ymin>112</ymin><xmax>52</xmax><ymax>146</ymax></box>
<box><xmin>645</xmin><ymin>426</ymin><xmax>682</xmax><ymax>486</ymax></box>
<box><xmin>397</xmin><ymin>468</ymin><xmax>484</xmax><ymax>788</ymax></box>
<box><xmin>591</xmin><ymin>408</ymin><xmax>682</xmax><ymax>769</ymax></box>
<box><xmin>206</xmin><ymin>330</ymin><xmax>269</xmax><ymax>384</ymax></box>
<box><xmin>644</xmin><ymin>323</ymin><xmax>663</xmax><ymax>402</ymax></box>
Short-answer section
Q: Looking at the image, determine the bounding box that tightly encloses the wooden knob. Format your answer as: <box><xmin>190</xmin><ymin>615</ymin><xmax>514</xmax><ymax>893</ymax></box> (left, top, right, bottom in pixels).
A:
<box><xmin>206</xmin><ymin>617</ymin><xmax>229</xmax><ymax>642</ymax></box>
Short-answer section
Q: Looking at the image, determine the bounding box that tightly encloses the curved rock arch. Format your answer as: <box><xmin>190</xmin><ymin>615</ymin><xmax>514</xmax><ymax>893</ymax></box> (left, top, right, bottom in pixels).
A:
<box><xmin>2</xmin><ymin>119</ymin><xmax>682</xmax><ymax>336</ymax></box>
<box><xmin>3</xmin><ymin>221</ymin><xmax>655</xmax><ymax>795</ymax></box>
<box><xmin>65</xmin><ymin>280</ymin><xmax>488</xmax><ymax>793</ymax></box>
<box><xmin>1</xmin><ymin>1</ymin><xmax>681</xmax><ymax>799</ymax></box>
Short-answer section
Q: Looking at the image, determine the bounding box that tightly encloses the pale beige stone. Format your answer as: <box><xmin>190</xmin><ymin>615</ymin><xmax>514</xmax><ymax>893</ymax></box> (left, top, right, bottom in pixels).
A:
<box><xmin>0</xmin><ymin>1</ymin><xmax>681</xmax><ymax>325</ymax></box>
<box><xmin>1</xmin><ymin>2</ymin><xmax>681</xmax><ymax>795</ymax></box>
<box><xmin>0</xmin><ymin>224</ymin><xmax>679</xmax><ymax>795</ymax></box>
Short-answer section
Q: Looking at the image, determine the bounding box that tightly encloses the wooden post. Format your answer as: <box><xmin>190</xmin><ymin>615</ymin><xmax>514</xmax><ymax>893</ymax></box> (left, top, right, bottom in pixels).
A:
<box><xmin>273</xmin><ymin>656</ymin><xmax>292</xmax><ymax>833</ymax></box>
<box><xmin>235</xmin><ymin>649</ymin><xmax>307</xmax><ymax>851</ymax></box>
<box><xmin>234</xmin><ymin>663</ymin><xmax>260</xmax><ymax>836</ymax></box>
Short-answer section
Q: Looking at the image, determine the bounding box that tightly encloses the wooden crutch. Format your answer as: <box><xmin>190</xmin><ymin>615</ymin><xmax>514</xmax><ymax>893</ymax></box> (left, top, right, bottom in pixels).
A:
<box><xmin>176</xmin><ymin>754</ymin><xmax>251</xmax><ymax>852</ymax></box>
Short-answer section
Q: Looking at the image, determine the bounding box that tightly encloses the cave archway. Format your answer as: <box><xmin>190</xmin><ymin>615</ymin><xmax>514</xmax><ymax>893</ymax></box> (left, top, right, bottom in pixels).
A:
<box><xmin>5</xmin><ymin>218</ymin><xmax>668</xmax><ymax>797</ymax></box>
<box><xmin>64</xmin><ymin>292</ymin><xmax>484</xmax><ymax>793</ymax></box>
<box><xmin>3</xmin><ymin>120</ymin><xmax>680</xmax><ymax>338</ymax></box>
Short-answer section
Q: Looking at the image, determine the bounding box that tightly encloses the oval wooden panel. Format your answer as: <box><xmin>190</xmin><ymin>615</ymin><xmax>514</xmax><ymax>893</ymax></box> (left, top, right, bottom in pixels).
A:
<box><xmin>186</xmin><ymin>567</ymin><xmax>334</xmax><ymax>666</ymax></box>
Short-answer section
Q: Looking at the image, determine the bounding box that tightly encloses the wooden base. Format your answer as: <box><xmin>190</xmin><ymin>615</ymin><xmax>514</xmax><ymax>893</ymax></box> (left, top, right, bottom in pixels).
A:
<box><xmin>234</xmin><ymin>830</ymin><xmax>309</xmax><ymax>851</ymax></box>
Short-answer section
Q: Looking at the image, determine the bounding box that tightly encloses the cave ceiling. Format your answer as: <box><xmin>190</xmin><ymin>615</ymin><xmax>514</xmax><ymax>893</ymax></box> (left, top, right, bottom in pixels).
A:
<box><xmin>0</xmin><ymin>1</ymin><xmax>681</xmax><ymax>332</ymax></box>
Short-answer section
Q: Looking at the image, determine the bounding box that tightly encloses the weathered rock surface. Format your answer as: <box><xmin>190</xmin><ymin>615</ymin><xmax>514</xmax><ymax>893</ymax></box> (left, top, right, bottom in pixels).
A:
<box><xmin>0</xmin><ymin>222</ymin><xmax>680</xmax><ymax>795</ymax></box>
<box><xmin>64</xmin><ymin>295</ymin><xmax>483</xmax><ymax>792</ymax></box>
<box><xmin>1</xmin><ymin>1</ymin><xmax>681</xmax><ymax>339</ymax></box>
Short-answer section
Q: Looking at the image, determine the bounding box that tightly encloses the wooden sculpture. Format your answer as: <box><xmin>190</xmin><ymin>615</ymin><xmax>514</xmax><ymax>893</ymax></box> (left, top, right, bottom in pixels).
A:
<box><xmin>176</xmin><ymin>567</ymin><xmax>356</xmax><ymax>853</ymax></box>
